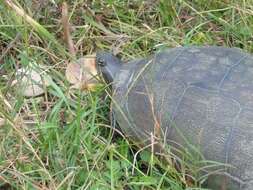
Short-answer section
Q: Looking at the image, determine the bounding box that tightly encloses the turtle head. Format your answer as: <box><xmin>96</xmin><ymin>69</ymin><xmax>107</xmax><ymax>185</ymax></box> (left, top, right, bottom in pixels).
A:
<box><xmin>96</xmin><ymin>52</ymin><xmax>122</xmax><ymax>84</ymax></box>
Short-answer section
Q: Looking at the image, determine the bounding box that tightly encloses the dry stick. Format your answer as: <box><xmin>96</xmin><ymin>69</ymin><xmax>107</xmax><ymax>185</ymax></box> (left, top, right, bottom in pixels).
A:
<box><xmin>62</xmin><ymin>2</ymin><xmax>76</xmax><ymax>58</ymax></box>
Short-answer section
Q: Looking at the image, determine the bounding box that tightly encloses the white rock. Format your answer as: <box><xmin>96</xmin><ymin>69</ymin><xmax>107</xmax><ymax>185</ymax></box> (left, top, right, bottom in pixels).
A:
<box><xmin>14</xmin><ymin>67</ymin><xmax>46</xmax><ymax>97</ymax></box>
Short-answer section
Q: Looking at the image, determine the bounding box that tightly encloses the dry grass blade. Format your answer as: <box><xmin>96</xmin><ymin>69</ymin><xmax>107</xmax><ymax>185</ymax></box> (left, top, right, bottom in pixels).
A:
<box><xmin>0</xmin><ymin>118</ymin><xmax>5</xmax><ymax>127</ymax></box>
<box><xmin>0</xmin><ymin>33</ymin><xmax>20</xmax><ymax>64</ymax></box>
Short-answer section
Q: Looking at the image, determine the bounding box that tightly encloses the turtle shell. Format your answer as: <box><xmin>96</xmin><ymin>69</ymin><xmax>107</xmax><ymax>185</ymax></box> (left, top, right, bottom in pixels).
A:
<box><xmin>111</xmin><ymin>46</ymin><xmax>253</xmax><ymax>190</ymax></box>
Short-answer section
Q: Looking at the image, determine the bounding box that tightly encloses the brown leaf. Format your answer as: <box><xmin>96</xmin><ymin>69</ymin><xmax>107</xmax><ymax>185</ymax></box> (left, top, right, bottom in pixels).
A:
<box><xmin>65</xmin><ymin>55</ymin><xmax>99</xmax><ymax>90</ymax></box>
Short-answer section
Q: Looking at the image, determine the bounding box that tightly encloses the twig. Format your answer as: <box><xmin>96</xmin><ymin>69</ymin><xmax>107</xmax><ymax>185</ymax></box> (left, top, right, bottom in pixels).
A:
<box><xmin>62</xmin><ymin>2</ymin><xmax>76</xmax><ymax>58</ymax></box>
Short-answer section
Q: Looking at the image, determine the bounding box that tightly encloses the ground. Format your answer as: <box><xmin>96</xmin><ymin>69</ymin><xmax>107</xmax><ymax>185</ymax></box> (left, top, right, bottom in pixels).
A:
<box><xmin>0</xmin><ymin>0</ymin><xmax>252</xmax><ymax>189</ymax></box>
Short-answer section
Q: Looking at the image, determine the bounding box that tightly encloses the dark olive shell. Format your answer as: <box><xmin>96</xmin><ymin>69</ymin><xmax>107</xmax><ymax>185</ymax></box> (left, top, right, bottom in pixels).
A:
<box><xmin>111</xmin><ymin>47</ymin><xmax>253</xmax><ymax>190</ymax></box>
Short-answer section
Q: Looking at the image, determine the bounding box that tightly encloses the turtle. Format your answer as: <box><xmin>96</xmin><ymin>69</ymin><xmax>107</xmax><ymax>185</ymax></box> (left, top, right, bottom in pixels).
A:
<box><xmin>95</xmin><ymin>46</ymin><xmax>253</xmax><ymax>190</ymax></box>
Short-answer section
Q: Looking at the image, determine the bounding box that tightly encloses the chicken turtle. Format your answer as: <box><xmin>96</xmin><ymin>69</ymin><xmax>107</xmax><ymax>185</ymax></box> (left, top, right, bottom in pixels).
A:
<box><xmin>95</xmin><ymin>46</ymin><xmax>253</xmax><ymax>190</ymax></box>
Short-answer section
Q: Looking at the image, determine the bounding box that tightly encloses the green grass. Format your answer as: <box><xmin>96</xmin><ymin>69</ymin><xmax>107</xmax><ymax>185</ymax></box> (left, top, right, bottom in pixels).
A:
<box><xmin>0</xmin><ymin>0</ymin><xmax>252</xmax><ymax>189</ymax></box>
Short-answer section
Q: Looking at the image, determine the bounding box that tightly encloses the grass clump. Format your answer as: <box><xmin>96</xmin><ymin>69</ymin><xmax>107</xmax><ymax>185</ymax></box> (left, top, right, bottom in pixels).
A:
<box><xmin>0</xmin><ymin>0</ymin><xmax>252</xmax><ymax>189</ymax></box>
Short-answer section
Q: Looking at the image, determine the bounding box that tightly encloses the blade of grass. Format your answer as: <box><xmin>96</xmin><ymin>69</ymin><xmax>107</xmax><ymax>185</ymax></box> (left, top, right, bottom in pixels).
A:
<box><xmin>4</xmin><ymin>0</ymin><xmax>69</xmax><ymax>58</ymax></box>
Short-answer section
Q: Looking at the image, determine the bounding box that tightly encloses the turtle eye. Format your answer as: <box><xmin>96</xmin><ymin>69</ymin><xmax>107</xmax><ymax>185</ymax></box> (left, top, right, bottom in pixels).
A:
<box><xmin>98</xmin><ymin>57</ymin><xmax>106</xmax><ymax>67</ymax></box>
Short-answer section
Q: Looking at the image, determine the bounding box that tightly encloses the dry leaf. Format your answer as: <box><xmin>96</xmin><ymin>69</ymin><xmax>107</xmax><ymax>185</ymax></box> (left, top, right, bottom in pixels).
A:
<box><xmin>65</xmin><ymin>55</ymin><xmax>99</xmax><ymax>90</ymax></box>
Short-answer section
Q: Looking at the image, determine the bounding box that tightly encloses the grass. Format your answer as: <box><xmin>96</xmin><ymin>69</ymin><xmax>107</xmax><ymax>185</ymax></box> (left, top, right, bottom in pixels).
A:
<box><xmin>0</xmin><ymin>0</ymin><xmax>252</xmax><ymax>189</ymax></box>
